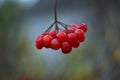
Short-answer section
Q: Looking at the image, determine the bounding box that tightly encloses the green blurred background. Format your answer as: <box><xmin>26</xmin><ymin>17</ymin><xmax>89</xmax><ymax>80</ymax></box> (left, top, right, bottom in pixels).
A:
<box><xmin>0</xmin><ymin>0</ymin><xmax>120</xmax><ymax>80</ymax></box>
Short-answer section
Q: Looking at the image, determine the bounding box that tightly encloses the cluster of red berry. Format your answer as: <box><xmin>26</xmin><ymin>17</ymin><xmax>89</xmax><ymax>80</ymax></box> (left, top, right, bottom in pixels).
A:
<box><xmin>35</xmin><ymin>23</ymin><xmax>87</xmax><ymax>54</ymax></box>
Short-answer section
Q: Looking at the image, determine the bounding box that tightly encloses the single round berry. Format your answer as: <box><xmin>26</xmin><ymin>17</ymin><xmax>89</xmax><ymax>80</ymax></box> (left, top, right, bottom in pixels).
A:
<box><xmin>49</xmin><ymin>30</ymin><xmax>57</xmax><ymax>37</ymax></box>
<box><xmin>79</xmin><ymin>23</ymin><xmax>87</xmax><ymax>32</ymax></box>
<box><xmin>61</xmin><ymin>41</ymin><xmax>72</xmax><ymax>54</ymax></box>
<box><xmin>70</xmin><ymin>24</ymin><xmax>79</xmax><ymax>29</ymax></box>
<box><xmin>51</xmin><ymin>38</ymin><xmax>60</xmax><ymax>50</ymax></box>
<box><xmin>74</xmin><ymin>29</ymin><xmax>85</xmax><ymax>42</ymax></box>
<box><xmin>36</xmin><ymin>35</ymin><xmax>43</xmax><ymax>43</ymax></box>
<box><xmin>67</xmin><ymin>33</ymin><xmax>77</xmax><ymax>44</ymax></box>
<box><xmin>35</xmin><ymin>35</ymin><xmax>44</xmax><ymax>49</ymax></box>
<box><xmin>43</xmin><ymin>35</ymin><xmax>53</xmax><ymax>47</ymax></box>
<box><xmin>57</xmin><ymin>31</ymin><xmax>67</xmax><ymax>43</ymax></box>
<box><xmin>72</xmin><ymin>40</ymin><xmax>80</xmax><ymax>48</ymax></box>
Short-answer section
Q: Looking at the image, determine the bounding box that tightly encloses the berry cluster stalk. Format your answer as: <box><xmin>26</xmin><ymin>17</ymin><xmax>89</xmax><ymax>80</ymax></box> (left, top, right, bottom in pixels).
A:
<box><xmin>45</xmin><ymin>0</ymin><xmax>68</xmax><ymax>32</ymax></box>
<box><xmin>54</xmin><ymin>0</ymin><xmax>59</xmax><ymax>31</ymax></box>
<box><xmin>54</xmin><ymin>0</ymin><xmax>57</xmax><ymax>22</ymax></box>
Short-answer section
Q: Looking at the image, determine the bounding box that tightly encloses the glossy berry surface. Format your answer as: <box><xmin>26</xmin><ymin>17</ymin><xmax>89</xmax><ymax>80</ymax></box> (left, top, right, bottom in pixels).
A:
<box><xmin>61</xmin><ymin>41</ymin><xmax>72</xmax><ymax>54</ymax></box>
<box><xmin>36</xmin><ymin>35</ymin><xmax>44</xmax><ymax>49</ymax></box>
<box><xmin>43</xmin><ymin>35</ymin><xmax>53</xmax><ymax>47</ymax></box>
<box><xmin>72</xmin><ymin>40</ymin><xmax>80</xmax><ymax>48</ymax></box>
<box><xmin>49</xmin><ymin>30</ymin><xmax>57</xmax><ymax>37</ymax></box>
<box><xmin>67</xmin><ymin>33</ymin><xmax>77</xmax><ymax>44</ymax></box>
<box><xmin>74</xmin><ymin>29</ymin><xmax>85</xmax><ymax>42</ymax></box>
<box><xmin>57</xmin><ymin>31</ymin><xmax>67</xmax><ymax>43</ymax></box>
<box><xmin>70</xmin><ymin>24</ymin><xmax>79</xmax><ymax>29</ymax></box>
<box><xmin>51</xmin><ymin>39</ymin><xmax>60</xmax><ymax>50</ymax></box>
<box><xmin>79</xmin><ymin>23</ymin><xmax>87</xmax><ymax>32</ymax></box>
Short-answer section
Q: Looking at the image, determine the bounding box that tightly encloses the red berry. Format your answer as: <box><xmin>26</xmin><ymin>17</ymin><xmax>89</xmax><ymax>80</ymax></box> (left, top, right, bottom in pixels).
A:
<box><xmin>43</xmin><ymin>35</ymin><xmax>53</xmax><ymax>47</ymax></box>
<box><xmin>80</xmin><ymin>34</ymin><xmax>85</xmax><ymax>42</ymax></box>
<box><xmin>74</xmin><ymin>29</ymin><xmax>85</xmax><ymax>42</ymax></box>
<box><xmin>67</xmin><ymin>33</ymin><xmax>77</xmax><ymax>44</ymax></box>
<box><xmin>70</xmin><ymin>27</ymin><xmax>76</xmax><ymax>31</ymax></box>
<box><xmin>36</xmin><ymin>35</ymin><xmax>43</xmax><ymax>43</ymax></box>
<box><xmin>49</xmin><ymin>30</ymin><xmax>57</xmax><ymax>37</ymax></box>
<box><xmin>61</xmin><ymin>29</ymin><xmax>67</xmax><ymax>33</ymax></box>
<box><xmin>79</xmin><ymin>23</ymin><xmax>87</xmax><ymax>32</ymax></box>
<box><xmin>72</xmin><ymin>40</ymin><xmax>80</xmax><ymax>48</ymax></box>
<box><xmin>42</xmin><ymin>32</ymin><xmax>49</xmax><ymax>35</ymax></box>
<box><xmin>61</xmin><ymin>41</ymin><xmax>72</xmax><ymax>54</ymax></box>
<box><xmin>57</xmin><ymin>31</ymin><xmax>67</xmax><ymax>43</ymax></box>
<box><xmin>68</xmin><ymin>24</ymin><xmax>79</xmax><ymax>33</ymax></box>
<box><xmin>70</xmin><ymin>24</ymin><xmax>79</xmax><ymax>29</ymax></box>
<box><xmin>51</xmin><ymin>38</ymin><xmax>60</xmax><ymax>50</ymax></box>
<box><xmin>68</xmin><ymin>27</ymin><xmax>75</xmax><ymax>33</ymax></box>
<box><xmin>35</xmin><ymin>35</ymin><xmax>44</xmax><ymax>49</ymax></box>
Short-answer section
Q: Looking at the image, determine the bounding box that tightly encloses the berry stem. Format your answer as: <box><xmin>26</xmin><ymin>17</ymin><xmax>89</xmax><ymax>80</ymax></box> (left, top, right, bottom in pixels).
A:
<box><xmin>57</xmin><ymin>21</ymin><xmax>68</xmax><ymax>30</ymax></box>
<box><xmin>54</xmin><ymin>0</ymin><xmax>58</xmax><ymax>22</ymax></box>
<box><xmin>45</xmin><ymin>22</ymin><xmax>55</xmax><ymax>32</ymax></box>
<box><xmin>54</xmin><ymin>0</ymin><xmax>60</xmax><ymax>32</ymax></box>
<box><xmin>58</xmin><ymin>21</ymin><xmax>68</xmax><ymax>27</ymax></box>
<box><xmin>55</xmin><ymin>23</ymin><xmax>59</xmax><ymax>32</ymax></box>
<box><xmin>44</xmin><ymin>0</ymin><xmax>68</xmax><ymax>32</ymax></box>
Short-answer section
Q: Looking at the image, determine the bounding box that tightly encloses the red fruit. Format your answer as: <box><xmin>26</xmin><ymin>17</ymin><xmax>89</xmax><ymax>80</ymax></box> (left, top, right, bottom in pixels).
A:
<box><xmin>42</xmin><ymin>32</ymin><xmax>49</xmax><ymax>35</ymax></box>
<box><xmin>68</xmin><ymin>27</ymin><xmax>75</xmax><ymax>33</ymax></box>
<box><xmin>79</xmin><ymin>23</ymin><xmax>87</xmax><ymax>32</ymax></box>
<box><xmin>74</xmin><ymin>29</ymin><xmax>85</xmax><ymax>42</ymax></box>
<box><xmin>67</xmin><ymin>33</ymin><xmax>77</xmax><ymax>44</ymax></box>
<box><xmin>49</xmin><ymin>30</ymin><xmax>57</xmax><ymax>37</ymax></box>
<box><xmin>68</xmin><ymin>24</ymin><xmax>78</xmax><ymax>33</ymax></box>
<box><xmin>70</xmin><ymin>24</ymin><xmax>79</xmax><ymax>29</ymax></box>
<box><xmin>51</xmin><ymin>38</ymin><xmax>60</xmax><ymax>50</ymax></box>
<box><xmin>43</xmin><ymin>35</ymin><xmax>53</xmax><ymax>47</ymax></box>
<box><xmin>61</xmin><ymin>29</ymin><xmax>67</xmax><ymax>33</ymax></box>
<box><xmin>61</xmin><ymin>41</ymin><xmax>72</xmax><ymax>54</ymax></box>
<box><xmin>72</xmin><ymin>40</ymin><xmax>80</xmax><ymax>48</ymax></box>
<box><xmin>80</xmin><ymin>34</ymin><xmax>85</xmax><ymax>42</ymax></box>
<box><xmin>70</xmin><ymin>27</ymin><xmax>76</xmax><ymax>31</ymax></box>
<box><xmin>57</xmin><ymin>31</ymin><xmax>67</xmax><ymax>43</ymax></box>
<box><xmin>35</xmin><ymin>35</ymin><xmax>44</xmax><ymax>49</ymax></box>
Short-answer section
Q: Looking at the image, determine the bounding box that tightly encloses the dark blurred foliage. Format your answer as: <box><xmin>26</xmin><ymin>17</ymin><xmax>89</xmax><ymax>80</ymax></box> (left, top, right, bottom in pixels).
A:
<box><xmin>0</xmin><ymin>0</ymin><xmax>120</xmax><ymax>80</ymax></box>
